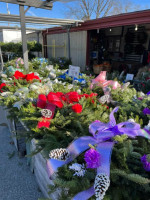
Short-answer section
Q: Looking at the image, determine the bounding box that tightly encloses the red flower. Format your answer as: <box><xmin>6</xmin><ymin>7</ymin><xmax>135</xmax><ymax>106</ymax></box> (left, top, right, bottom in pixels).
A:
<box><xmin>65</xmin><ymin>91</ymin><xmax>80</xmax><ymax>104</ymax></box>
<box><xmin>0</xmin><ymin>83</ymin><xmax>6</xmax><ymax>93</ymax></box>
<box><xmin>80</xmin><ymin>94</ymin><xmax>89</xmax><ymax>98</ymax></box>
<box><xmin>47</xmin><ymin>92</ymin><xmax>63</xmax><ymax>108</ymax></box>
<box><xmin>13</xmin><ymin>71</ymin><xmax>26</xmax><ymax>79</ymax></box>
<box><xmin>89</xmin><ymin>93</ymin><xmax>97</xmax><ymax>98</ymax></box>
<box><xmin>37</xmin><ymin>118</ymin><xmax>50</xmax><ymax>129</ymax></box>
<box><xmin>71</xmin><ymin>104</ymin><xmax>82</xmax><ymax>113</ymax></box>
<box><xmin>37</xmin><ymin>94</ymin><xmax>47</xmax><ymax>108</ymax></box>
<box><xmin>56</xmin><ymin>92</ymin><xmax>66</xmax><ymax>102</ymax></box>
<box><xmin>25</xmin><ymin>73</ymin><xmax>40</xmax><ymax>82</ymax></box>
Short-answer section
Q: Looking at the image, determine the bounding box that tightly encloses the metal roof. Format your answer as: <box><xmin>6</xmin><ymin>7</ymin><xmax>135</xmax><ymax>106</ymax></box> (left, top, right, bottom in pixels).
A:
<box><xmin>0</xmin><ymin>0</ymin><xmax>53</xmax><ymax>9</ymax></box>
<box><xmin>0</xmin><ymin>26</ymin><xmax>42</xmax><ymax>31</ymax></box>
<box><xmin>43</xmin><ymin>9</ymin><xmax>150</xmax><ymax>34</ymax></box>
<box><xmin>0</xmin><ymin>13</ymin><xmax>83</xmax><ymax>26</ymax></box>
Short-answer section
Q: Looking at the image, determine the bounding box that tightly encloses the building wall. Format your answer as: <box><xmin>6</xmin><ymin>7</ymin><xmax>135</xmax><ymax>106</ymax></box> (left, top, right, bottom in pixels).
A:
<box><xmin>26</xmin><ymin>31</ymin><xmax>43</xmax><ymax>44</ymax></box>
<box><xmin>47</xmin><ymin>31</ymin><xmax>87</xmax><ymax>71</ymax></box>
<box><xmin>2</xmin><ymin>29</ymin><xmax>33</xmax><ymax>43</ymax></box>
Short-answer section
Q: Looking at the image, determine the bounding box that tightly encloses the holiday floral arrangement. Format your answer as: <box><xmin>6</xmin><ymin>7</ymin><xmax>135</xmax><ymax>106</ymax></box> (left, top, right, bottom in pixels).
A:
<box><xmin>0</xmin><ymin>58</ymin><xmax>150</xmax><ymax>200</ymax></box>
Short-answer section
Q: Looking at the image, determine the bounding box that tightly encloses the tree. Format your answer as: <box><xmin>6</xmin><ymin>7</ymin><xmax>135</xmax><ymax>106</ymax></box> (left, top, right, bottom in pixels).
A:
<box><xmin>65</xmin><ymin>0</ymin><xmax>141</xmax><ymax>20</ymax></box>
<box><xmin>65</xmin><ymin>0</ymin><xmax>114</xmax><ymax>20</ymax></box>
<box><xmin>110</xmin><ymin>0</ymin><xmax>141</xmax><ymax>16</ymax></box>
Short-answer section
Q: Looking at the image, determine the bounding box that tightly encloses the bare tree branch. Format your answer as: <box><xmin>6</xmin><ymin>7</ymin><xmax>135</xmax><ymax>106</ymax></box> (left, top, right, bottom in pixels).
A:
<box><xmin>65</xmin><ymin>0</ymin><xmax>142</xmax><ymax>20</ymax></box>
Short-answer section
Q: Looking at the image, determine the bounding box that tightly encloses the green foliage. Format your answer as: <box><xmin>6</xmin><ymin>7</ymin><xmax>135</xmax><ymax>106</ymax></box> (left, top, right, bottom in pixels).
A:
<box><xmin>1</xmin><ymin>58</ymin><xmax>150</xmax><ymax>200</ymax></box>
<box><xmin>50</xmin><ymin>57</ymin><xmax>72</xmax><ymax>69</ymax></box>
<box><xmin>0</xmin><ymin>41</ymin><xmax>42</xmax><ymax>53</ymax></box>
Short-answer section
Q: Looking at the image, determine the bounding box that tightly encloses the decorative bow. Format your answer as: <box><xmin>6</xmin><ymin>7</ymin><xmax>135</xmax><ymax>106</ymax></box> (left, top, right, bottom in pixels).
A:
<box><xmin>47</xmin><ymin>107</ymin><xmax>150</xmax><ymax>200</ymax></box>
<box><xmin>90</xmin><ymin>71</ymin><xmax>120</xmax><ymax>90</ymax></box>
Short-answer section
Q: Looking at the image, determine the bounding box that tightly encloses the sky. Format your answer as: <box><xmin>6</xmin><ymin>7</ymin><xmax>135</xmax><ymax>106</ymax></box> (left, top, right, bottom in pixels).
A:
<box><xmin>0</xmin><ymin>0</ymin><xmax>149</xmax><ymax>19</ymax></box>
<box><xmin>0</xmin><ymin>0</ymin><xmax>150</xmax><ymax>28</ymax></box>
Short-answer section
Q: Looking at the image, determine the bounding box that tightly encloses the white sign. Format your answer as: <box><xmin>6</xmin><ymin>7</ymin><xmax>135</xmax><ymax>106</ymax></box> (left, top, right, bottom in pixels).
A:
<box><xmin>68</xmin><ymin>65</ymin><xmax>80</xmax><ymax>79</ymax></box>
<box><xmin>126</xmin><ymin>74</ymin><xmax>134</xmax><ymax>81</ymax></box>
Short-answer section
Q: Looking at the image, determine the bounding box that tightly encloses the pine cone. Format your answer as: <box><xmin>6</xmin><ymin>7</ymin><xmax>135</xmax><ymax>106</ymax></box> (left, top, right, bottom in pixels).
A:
<box><xmin>94</xmin><ymin>173</ymin><xmax>110</xmax><ymax>200</ymax></box>
<box><xmin>41</xmin><ymin>109</ymin><xmax>52</xmax><ymax>118</ymax></box>
<box><xmin>49</xmin><ymin>148</ymin><xmax>70</xmax><ymax>161</ymax></box>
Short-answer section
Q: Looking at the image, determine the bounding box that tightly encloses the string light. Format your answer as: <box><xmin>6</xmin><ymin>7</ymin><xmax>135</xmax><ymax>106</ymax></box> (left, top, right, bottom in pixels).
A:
<box><xmin>135</xmin><ymin>24</ymin><xmax>138</xmax><ymax>31</ymax></box>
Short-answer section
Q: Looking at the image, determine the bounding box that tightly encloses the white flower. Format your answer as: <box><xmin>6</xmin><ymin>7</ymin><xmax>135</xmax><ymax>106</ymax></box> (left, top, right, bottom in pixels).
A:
<box><xmin>34</xmin><ymin>72</ymin><xmax>39</xmax><ymax>76</ymax></box>
<box><xmin>53</xmin><ymin>79</ymin><xmax>58</xmax><ymax>83</ymax></box>
<box><xmin>0</xmin><ymin>73</ymin><xmax>7</xmax><ymax>78</ymax></box>
<box><xmin>69</xmin><ymin>163</ymin><xmax>86</xmax><ymax>177</ymax></box>
<box><xmin>1</xmin><ymin>92</ymin><xmax>12</xmax><ymax>97</ymax></box>
<box><xmin>145</xmin><ymin>121</ymin><xmax>150</xmax><ymax>131</ymax></box>
<box><xmin>128</xmin><ymin>119</ymin><xmax>135</xmax><ymax>123</ymax></box>
<box><xmin>139</xmin><ymin>92</ymin><xmax>145</xmax><ymax>97</ymax></box>
<box><xmin>45</xmin><ymin>65</ymin><xmax>53</xmax><ymax>71</ymax></box>
<box><xmin>43</xmin><ymin>78</ymin><xmax>50</xmax><ymax>82</ymax></box>
<box><xmin>49</xmin><ymin>72</ymin><xmax>56</xmax><ymax>79</ymax></box>
<box><xmin>68</xmin><ymin>84</ymin><xmax>73</xmax><ymax>90</ymax></box>
<box><xmin>77</xmin><ymin>89</ymin><xmax>81</xmax><ymax>94</ymax></box>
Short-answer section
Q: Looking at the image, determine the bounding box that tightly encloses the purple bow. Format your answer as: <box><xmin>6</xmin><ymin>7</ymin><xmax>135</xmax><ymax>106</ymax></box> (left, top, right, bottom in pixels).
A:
<box><xmin>47</xmin><ymin>107</ymin><xmax>150</xmax><ymax>200</ymax></box>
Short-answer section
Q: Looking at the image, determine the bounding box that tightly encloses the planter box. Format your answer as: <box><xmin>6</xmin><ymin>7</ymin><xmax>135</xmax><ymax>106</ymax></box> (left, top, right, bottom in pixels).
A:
<box><xmin>30</xmin><ymin>139</ymin><xmax>55</xmax><ymax>199</ymax></box>
<box><xmin>4</xmin><ymin>108</ymin><xmax>26</xmax><ymax>156</ymax></box>
<box><xmin>3</xmin><ymin>106</ymin><xmax>58</xmax><ymax>199</ymax></box>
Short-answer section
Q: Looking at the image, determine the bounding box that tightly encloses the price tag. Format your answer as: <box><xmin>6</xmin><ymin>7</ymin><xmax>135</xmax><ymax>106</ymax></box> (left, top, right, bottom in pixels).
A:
<box><xmin>126</xmin><ymin>74</ymin><xmax>134</xmax><ymax>81</ymax></box>
<box><xmin>68</xmin><ymin>65</ymin><xmax>80</xmax><ymax>79</ymax></box>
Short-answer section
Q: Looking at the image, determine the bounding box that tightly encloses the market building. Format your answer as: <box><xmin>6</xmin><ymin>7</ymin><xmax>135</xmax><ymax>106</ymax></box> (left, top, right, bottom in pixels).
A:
<box><xmin>43</xmin><ymin>9</ymin><xmax>150</xmax><ymax>73</ymax></box>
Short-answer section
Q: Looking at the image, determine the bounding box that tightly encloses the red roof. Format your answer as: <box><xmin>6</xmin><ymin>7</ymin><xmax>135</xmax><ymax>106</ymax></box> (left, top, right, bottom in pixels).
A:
<box><xmin>43</xmin><ymin>9</ymin><xmax>150</xmax><ymax>35</ymax></box>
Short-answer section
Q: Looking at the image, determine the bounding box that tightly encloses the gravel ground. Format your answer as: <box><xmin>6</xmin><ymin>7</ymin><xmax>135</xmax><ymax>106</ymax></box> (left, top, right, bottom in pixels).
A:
<box><xmin>0</xmin><ymin>107</ymin><xmax>43</xmax><ymax>200</ymax></box>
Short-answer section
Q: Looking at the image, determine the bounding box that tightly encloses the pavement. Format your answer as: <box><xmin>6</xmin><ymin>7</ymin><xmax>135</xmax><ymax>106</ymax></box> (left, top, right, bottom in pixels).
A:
<box><xmin>0</xmin><ymin>107</ymin><xmax>43</xmax><ymax>200</ymax></box>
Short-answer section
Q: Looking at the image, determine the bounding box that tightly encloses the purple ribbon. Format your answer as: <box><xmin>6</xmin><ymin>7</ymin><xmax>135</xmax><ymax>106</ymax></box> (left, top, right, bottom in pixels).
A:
<box><xmin>46</xmin><ymin>107</ymin><xmax>150</xmax><ymax>199</ymax></box>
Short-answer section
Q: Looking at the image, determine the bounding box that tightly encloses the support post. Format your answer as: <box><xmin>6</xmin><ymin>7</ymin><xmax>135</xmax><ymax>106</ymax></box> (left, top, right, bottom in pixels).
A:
<box><xmin>19</xmin><ymin>5</ymin><xmax>28</xmax><ymax>71</ymax></box>
<box><xmin>37</xmin><ymin>31</ymin><xmax>40</xmax><ymax>57</ymax></box>
<box><xmin>67</xmin><ymin>27</ymin><xmax>71</xmax><ymax>60</ymax></box>
<box><xmin>0</xmin><ymin>46</ymin><xmax>4</xmax><ymax>71</ymax></box>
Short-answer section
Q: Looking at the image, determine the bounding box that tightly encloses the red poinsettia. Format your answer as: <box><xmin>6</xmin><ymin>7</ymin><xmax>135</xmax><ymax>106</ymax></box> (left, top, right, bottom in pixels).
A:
<box><xmin>55</xmin><ymin>92</ymin><xmax>66</xmax><ymax>102</ymax></box>
<box><xmin>0</xmin><ymin>83</ymin><xmax>6</xmax><ymax>93</ymax></box>
<box><xmin>65</xmin><ymin>91</ymin><xmax>81</xmax><ymax>104</ymax></box>
<box><xmin>80</xmin><ymin>94</ymin><xmax>89</xmax><ymax>98</ymax></box>
<box><xmin>13</xmin><ymin>71</ymin><xmax>40</xmax><ymax>82</ymax></box>
<box><xmin>25</xmin><ymin>73</ymin><xmax>40</xmax><ymax>82</ymax></box>
<box><xmin>89</xmin><ymin>93</ymin><xmax>97</xmax><ymax>98</ymax></box>
<box><xmin>37</xmin><ymin>118</ymin><xmax>51</xmax><ymax>128</ymax></box>
<box><xmin>37</xmin><ymin>94</ymin><xmax>47</xmax><ymax>109</ymax></box>
<box><xmin>71</xmin><ymin>104</ymin><xmax>82</xmax><ymax>113</ymax></box>
<box><xmin>47</xmin><ymin>92</ymin><xmax>64</xmax><ymax>108</ymax></box>
<box><xmin>13</xmin><ymin>71</ymin><xmax>26</xmax><ymax>79</ymax></box>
